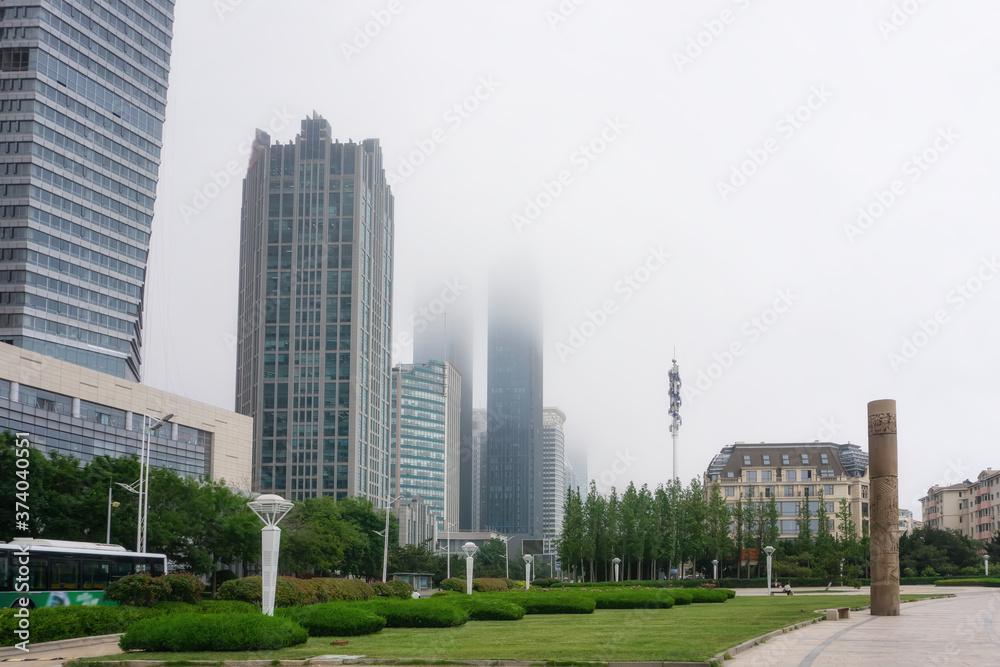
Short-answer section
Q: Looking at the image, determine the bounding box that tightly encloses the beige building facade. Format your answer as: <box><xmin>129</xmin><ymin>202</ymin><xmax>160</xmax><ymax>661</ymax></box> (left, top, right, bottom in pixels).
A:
<box><xmin>704</xmin><ymin>441</ymin><xmax>870</xmax><ymax>540</ymax></box>
<box><xmin>0</xmin><ymin>344</ymin><xmax>253</xmax><ymax>486</ymax></box>
<box><xmin>920</xmin><ymin>468</ymin><xmax>1000</xmax><ymax>543</ymax></box>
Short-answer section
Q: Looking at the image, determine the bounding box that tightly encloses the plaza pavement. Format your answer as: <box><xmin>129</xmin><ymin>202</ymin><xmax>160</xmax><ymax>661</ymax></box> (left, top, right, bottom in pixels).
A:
<box><xmin>726</xmin><ymin>586</ymin><xmax>1000</xmax><ymax>666</ymax></box>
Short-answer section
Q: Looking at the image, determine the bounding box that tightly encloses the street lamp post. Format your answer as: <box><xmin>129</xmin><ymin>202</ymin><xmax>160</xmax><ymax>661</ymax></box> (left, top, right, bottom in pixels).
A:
<box><xmin>612</xmin><ymin>557</ymin><xmax>621</xmax><ymax>582</ymax></box>
<box><xmin>378</xmin><ymin>496</ymin><xmax>404</xmax><ymax>583</ymax></box>
<box><xmin>764</xmin><ymin>546</ymin><xmax>775</xmax><ymax>596</ymax></box>
<box><xmin>985</xmin><ymin>554</ymin><xmax>990</xmax><ymax>577</ymax></box>
<box><xmin>462</xmin><ymin>542</ymin><xmax>478</xmax><ymax>595</ymax></box>
<box><xmin>712</xmin><ymin>559</ymin><xmax>718</xmax><ymax>581</ymax></box>
<box><xmin>248</xmin><ymin>494</ymin><xmax>294</xmax><ymax>616</ymax></box>
<box><xmin>118</xmin><ymin>413</ymin><xmax>173</xmax><ymax>552</ymax></box>
<box><xmin>523</xmin><ymin>554</ymin><xmax>534</xmax><ymax>589</ymax></box>
<box><xmin>444</xmin><ymin>520</ymin><xmax>458</xmax><ymax>579</ymax></box>
<box><xmin>497</xmin><ymin>534</ymin><xmax>513</xmax><ymax>579</ymax></box>
<box><xmin>105</xmin><ymin>481</ymin><xmax>120</xmax><ymax>544</ymax></box>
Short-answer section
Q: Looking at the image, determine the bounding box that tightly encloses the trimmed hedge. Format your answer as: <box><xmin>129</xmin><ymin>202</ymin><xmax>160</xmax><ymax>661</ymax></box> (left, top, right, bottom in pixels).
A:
<box><xmin>472</xmin><ymin>577</ymin><xmax>509</xmax><ymax>592</ymax></box>
<box><xmin>0</xmin><ymin>605</ymin><xmax>151</xmax><ymax>646</ymax></box>
<box><xmin>532</xmin><ymin>578</ymin><xmax>559</xmax><ymax>588</ymax></box>
<box><xmin>502</xmin><ymin>592</ymin><xmax>596</xmax><ymax>615</ymax></box>
<box><xmin>666</xmin><ymin>589</ymin><xmax>693</xmax><ymax>605</ymax></box>
<box><xmin>280</xmin><ymin>603</ymin><xmax>386</xmax><ymax>636</ymax></box>
<box><xmin>216</xmin><ymin>576</ymin><xmax>374</xmax><ymax>607</ymax></box>
<box><xmin>104</xmin><ymin>573</ymin><xmax>170</xmax><ymax>607</ymax></box>
<box><xmin>688</xmin><ymin>589</ymin><xmax>728</xmax><ymax>603</ymax></box>
<box><xmin>587</xmin><ymin>589</ymin><xmax>675</xmax><ymax>610</ymax></box>
<box><xmin>445</xmin><ymin>596</ymin><xmax>525</xmax><ymax>621</ymax></box>
<box><xmin>718</xmin><ymin>588</ymin><xmax>736</xmax><ymax>599</ymax></box>
<box><xmin>358</xmin><ymin>598</ymin><xmax>469</xmax><ymax>628</ymax></box>
<box><xmin>934</xmin><ymin>578</ymin><xmax>1000</xmax><ymax>587</ymax></box>
<box><xmin>119</xmin><ymin>613</ymin><xmax>308</xmax><ymax>652</ymax></box>
<box><xmin>372</xmin><ymin>579</ymin><xmax>414</xmax><ymax>599</ymax></box>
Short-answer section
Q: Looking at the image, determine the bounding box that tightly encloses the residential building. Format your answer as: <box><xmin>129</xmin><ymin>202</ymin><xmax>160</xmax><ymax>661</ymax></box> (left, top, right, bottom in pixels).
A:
<box><xmin>484</xmin><ymin>257</ymin><xmax>544</xmax><ymax>548</ymax></box>
<box><xmin>389</xmin><ymin>360</ymin><xmax>460</xmax><ymax>527</ymax></box>
<box><xmin>0</xmin><ymin>344</ymin><xmax>251</xmax><ymax>484</ymax></box>
<box><xmin>919</xmin><ymin>468</ymin><xmax>1000</xmax><ymax>543</ymax></box>
<box><xmin>235</xmin><ymin>115</ymin><xmax>394</xmax><ymax>502</ymax></box>
<box><xmin>542</xmin><ymin>407</ymin><xmax>566</xmax><ymax>554</ymax></box>
<box><xmin>898</xmin><ymin>509</ymin><xmax>917</xmax><ymax>537</ymax></box>
<box><xmin>0</xmin><ymin>0</ymin><xmax>175</xmax><ymax>381</ymax></box>
<box><xmin>412</xmin><ymin>274</ymin><xmax>474</xmax><ymax>530</ymax></box>
<box><xmin>704</xmin><ymin>441</ymin><xmax>870</xmax><ymax>540</ymax></box>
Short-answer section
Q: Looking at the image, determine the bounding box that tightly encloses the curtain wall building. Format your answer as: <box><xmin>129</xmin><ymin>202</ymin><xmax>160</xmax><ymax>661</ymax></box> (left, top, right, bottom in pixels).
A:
<box><xmin>235</xmin><ymin>115</ymin><xmax>394</xmax><ymax>502</ymax></box>
<box><xmin>0</xmin><ymin>0</ymin><xmax>175</xmax><ymax>381</ymax></box>
<box><xmin>484</xmin><ymin>259</ymin><xmax>544</xmax><ymax>544</ymax></box>
<box><xmin>389</xmin><ymin>360</ymin><xmax>461</xmax><ymax>528</ymax></box>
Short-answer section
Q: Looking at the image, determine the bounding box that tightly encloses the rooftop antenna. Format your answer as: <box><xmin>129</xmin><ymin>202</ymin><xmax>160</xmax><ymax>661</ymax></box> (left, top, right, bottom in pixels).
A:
<box><xmin>668</xmin><ymin>352</ymin><xmax>682</xmax><ymax>482</ymax></box>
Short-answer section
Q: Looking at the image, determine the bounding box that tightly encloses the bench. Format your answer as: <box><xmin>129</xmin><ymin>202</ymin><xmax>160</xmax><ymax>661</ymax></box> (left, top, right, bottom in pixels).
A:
<box><xmin>826</xmin><ymin>607</ymin><xmax>850</xmax><ymax>621</ymax></box>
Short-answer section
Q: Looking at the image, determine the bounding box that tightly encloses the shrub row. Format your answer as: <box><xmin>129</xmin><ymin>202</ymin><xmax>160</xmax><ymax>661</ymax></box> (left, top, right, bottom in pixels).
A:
<box><xmin>119</xmin><ymin>613</ymin><xmax>308</xmax><ymax>652</ymax></box>
<box><xmin>0</xmin><ymin>600</ymin><xmax>260</xmax><ymax>648</ymax></box>
<box><xmin>531</xmin><ymin>578</ymin><xmax>559</xmax><ymax>588</ymax></box>
<box><xmin>279</xmin><ymin>603</ymin><xmax>387</xmax><ymax>636</ymax></box>
<box><xmin>104</xmin><ymin>572</ymin><xmax>207</xmax><ymax>607</ymax></box>
<box><xmin>587</xmin><ymin>589</ymin><xmax>675</xmax><ymax>609</ymax></box>
<box><xmin>438</xmin><ymin>577</ymin><xmax>465</xmax><ymax>592</ymax></box>
<box><xmin>216</xmin><ymin>576</ymin><xmax>373</xmax><ymax>607</ymax></box>
<box><xmin>442</xmin><ymin>596</ymin><xmax>525</xmax><ymax>621</ymax></box>
<box><xmin>472</xmin><ymin>577</ymin><xmax>510</xmax><ymax>592</ymax></box>
<box><xmin>356</xmin><ymin>598</ymin><xmax>469</xmax><ymax>628</ymax></box>
<box><xmin>495</xmin><ymin>592</ymin><xmax>596</xmax><ymax>614</ymax></box>
<box><xmin>371</xmin><ymin>579</ymin><xmax>414</xmax><ymax>599</ymax></box>
<box><xmin>934</xmin><ymin>578</ymin><xmax>1000</xmax><ymax>587</ymax></box>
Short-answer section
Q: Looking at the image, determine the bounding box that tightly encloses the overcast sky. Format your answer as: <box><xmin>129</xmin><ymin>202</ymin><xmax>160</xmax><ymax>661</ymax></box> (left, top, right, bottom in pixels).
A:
<box><xmin>142</xmin><ymin>0</ymin><xmax>1000</xmax><ymax>520</ymax></box>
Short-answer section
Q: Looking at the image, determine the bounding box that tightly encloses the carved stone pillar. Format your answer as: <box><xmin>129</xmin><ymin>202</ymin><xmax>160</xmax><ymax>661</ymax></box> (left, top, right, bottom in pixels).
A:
<box><xmin>869</xmin><ymin>399</ymin><xmax>900</xmax><ymax>616</ymax></box>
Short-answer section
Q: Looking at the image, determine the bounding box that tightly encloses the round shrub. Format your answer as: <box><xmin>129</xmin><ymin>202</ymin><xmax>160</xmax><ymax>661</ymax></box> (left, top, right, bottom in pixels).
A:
<box><xmin>359</xmin><ymin>598</ymin><xmax>469</xmax><ymax>628</ymax></box>
<box><xmin>532</xmin><ymin>578</ymin><xmax>558</xmax><ymax>588</ymax></box>
<box><xmin>281</xmin><ymin>603</ymin><xmax>386</xmax><ymax>636</ymax></box>
<box><xmin>438</xmin><ymin>577</ymin><xmax>465</xmax><ymax>592</ymax></box>
<box><xmin>447</xmin><ymin>597</ymin><xmax>525</xmax><ymax>621</ymax></box>
<box><xmin>119</xmin><ymin>613</ymin><xmax>308</xmax><ymax>652</ymax></box>
<box><xmin>372</xmin><ymin>579</ymin><xmax>414</xmax><ymax>599</ymax></box>
<box><xmin>665</xmin><ymin>589</ymin><xmax>693</xmax><ymax>605</ymax></box>
<box><xmin>216</xmin><ymin>576</ymin><xmax>308</xmax><ymax>607</ymax></box>
<box><xmin>105</xmin><ymin>573</ymin><xmax>170</xmax><ymax>607</ymax></box>
<box><xmin>718</xmin><ymin>588</ymin><xmax>736</xmax><ymax>599</ymax></box>
<box><xmin>589</xmin><ymin>589</ymin><xmax>675</xmax><ymax>609</ymax></box>
<box><xmin>472</xmin><ymin>578</ymin><xmax>509</xmax><ymax>592</ymax></box>
<box><xmin>161</xmin><ymin>572</ymin><xmax>206</xmax><ymax>604</ymax></box>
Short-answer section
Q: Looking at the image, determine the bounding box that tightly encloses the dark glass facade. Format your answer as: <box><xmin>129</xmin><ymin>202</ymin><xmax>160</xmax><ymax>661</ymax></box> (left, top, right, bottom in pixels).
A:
<box><xmin>0</xmin><ymin>0</ymin><xmax>175</xmax><ymax>381</ymax></box>
<box><xmin>235</xmin><ymin>116</ymin><xmax>393</xmax><ymax>502</ymax></box>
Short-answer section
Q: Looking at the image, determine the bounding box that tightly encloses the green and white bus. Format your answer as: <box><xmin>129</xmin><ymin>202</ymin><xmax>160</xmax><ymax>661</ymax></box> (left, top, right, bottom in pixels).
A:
<box><xmin>0</xmin><ymin>538</ymin><xmax>168</xmax><ymax>608</ymax></box>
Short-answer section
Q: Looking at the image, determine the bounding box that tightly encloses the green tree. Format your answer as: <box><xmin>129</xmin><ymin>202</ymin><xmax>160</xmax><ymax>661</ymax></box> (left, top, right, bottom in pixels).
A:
<box><xmin>556</xmin><ymin>487</ymin><xmax>584</xmax><ymax>581</ymax></box>
<box><xmin>337</xmin><ymin>497</ymin><xmax>393</xmax><ymax>579</ymax></box>
<box><xmin>815</xmin><ymin>489</ymin><xmax>834</xmax><ymax>556</ymax></box>
<box><xmin>704</xmin><ymin>483</ymin><xmax>731</xmax><ymax>578</ymax></box>
<box><xmin>797</xmin><ymin>488</ymin><xmax>813</xmax><ymax>549</ymax></box>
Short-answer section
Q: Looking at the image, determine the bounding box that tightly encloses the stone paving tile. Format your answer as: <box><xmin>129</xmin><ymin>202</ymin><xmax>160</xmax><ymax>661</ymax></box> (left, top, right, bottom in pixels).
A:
<box><xmin>727</xmin><ymin>588</ymin><xmax>1000</xmax><ymax>666</ymax></box>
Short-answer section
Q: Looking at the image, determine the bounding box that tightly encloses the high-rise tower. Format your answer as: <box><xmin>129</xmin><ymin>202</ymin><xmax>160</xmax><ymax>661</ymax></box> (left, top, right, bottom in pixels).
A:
<box><xmin>235</xmin><ymin>115</ymin><xmax>394</xmax><ymax>501</ymax></box>
<box><xmin>0</xmin><ymin>1</ymin><xmax>175</xmax><ymax>381</ymax></box>
<box><xmin>542</xmin><ymin>407</ymin><xmax>566</xmax><ymax>554</ymax></box>
<box><xmin>484</xmin><ymin>257</ymin><xmax>543</xmax><ymax>542</ymax></box>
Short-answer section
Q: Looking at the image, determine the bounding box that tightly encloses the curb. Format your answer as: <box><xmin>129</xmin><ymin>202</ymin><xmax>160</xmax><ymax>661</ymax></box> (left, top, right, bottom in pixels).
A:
<box><xmin>0</xmin><ymin>635</ymin><xmax>122</xmax><ymax>659</ymax></box>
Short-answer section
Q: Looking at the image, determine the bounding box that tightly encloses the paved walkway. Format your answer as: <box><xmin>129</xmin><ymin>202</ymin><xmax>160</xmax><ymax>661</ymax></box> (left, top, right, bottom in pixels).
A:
<box><xmin>0</xmin><ymin>638</ymin><xmax>122</xmax><ymax>666</ymax></box>
<box><xmin>728</xmin><ymin>587</ymin><xmax>1000</xmax><ymax>666</ymax></box>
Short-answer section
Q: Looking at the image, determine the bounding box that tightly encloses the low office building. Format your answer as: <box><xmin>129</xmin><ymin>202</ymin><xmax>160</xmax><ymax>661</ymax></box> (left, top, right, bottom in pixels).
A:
<box><xmin>0</xmin><ymin>344</ymin><xmax>252</xmax><ymax>485</ymax></box>
<box><xmin>704</xmin><ymin>441</ymin><xmax>869</xmax><ymax>540</ymax></box>
<box><xmin>393</xmin><ymin>495</ymin><xmax>437</xmax><ymax>547</ymax></box>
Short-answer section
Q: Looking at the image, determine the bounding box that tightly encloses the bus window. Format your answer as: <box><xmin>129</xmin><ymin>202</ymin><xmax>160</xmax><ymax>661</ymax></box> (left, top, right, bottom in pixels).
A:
<box><xmin>51</xmin><ymin>559</ymin><xmax>79</xmax><ymax>590</ymax></box>
<box><xmin>0</xmin><ymin>554</ymin><xmax>9</xmax><ymax>591</ymax></box>
<box><xmin>109</xmin><ymin>559</ymin><xmax>132</xmax><ymax>582</ymax></box>
<box><xmin>82</xmin><ymin>561</ymin><xmax>110</xmax><ymax>590</ymax></box>
<box><xmin>28</xmin><ymin>559</ymin><xmax>48</xmax><ymax>591</ymax></box>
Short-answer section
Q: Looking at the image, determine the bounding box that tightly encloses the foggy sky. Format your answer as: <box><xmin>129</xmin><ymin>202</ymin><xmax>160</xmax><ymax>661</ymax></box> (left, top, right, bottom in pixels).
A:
<box><xmin>144</xmin><ymin>0</ymin><xmax>1000</xmax><ymax>519</ymax></box>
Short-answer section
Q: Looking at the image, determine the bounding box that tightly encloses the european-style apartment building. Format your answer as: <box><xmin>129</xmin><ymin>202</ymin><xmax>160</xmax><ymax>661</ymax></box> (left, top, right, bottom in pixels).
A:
<box><xmin>920</xmin><ymin>468</ymin><xmax>1000</xmax><ymax>543</ymax></box>
<box><xmin>704</xmin><ymin>442</ymin><xmax>870</xmax><ymax>540</ymax></box>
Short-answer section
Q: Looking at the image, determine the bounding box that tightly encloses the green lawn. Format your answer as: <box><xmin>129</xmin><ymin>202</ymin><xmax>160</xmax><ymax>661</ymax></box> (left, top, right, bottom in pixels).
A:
<box><xmin>78</xmin><ymin>594</ymin><xmax>942</xmax><ymax>664</ymax></box>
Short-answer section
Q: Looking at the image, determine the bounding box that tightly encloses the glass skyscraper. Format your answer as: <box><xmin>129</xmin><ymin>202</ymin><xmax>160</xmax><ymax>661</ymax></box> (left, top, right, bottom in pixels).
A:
<box><xmin>0</xmin><ymin>0</ymin><xmax>175</xmax><ymax>381</ymax></box>
<box><xmin>235</xmin><ymin>115</ymin><xmax>394</xmax><ymax>502</ymax></box>
<box><xmin>484</xmin><ymin>258</ymin><xmax>544</xmax><ymax>540</ymax></box>
<box><xmin>542</xmin><ymin>407</ymin><xmax>566</xmax><ymax>554</ymax></box>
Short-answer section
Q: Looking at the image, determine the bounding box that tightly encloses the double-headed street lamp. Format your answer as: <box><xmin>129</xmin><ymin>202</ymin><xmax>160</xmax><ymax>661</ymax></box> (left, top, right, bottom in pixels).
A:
<box><xmin>764</xmin><ymin>546</ymin><xmax>775</xmax><ymax>595</ymax></box>
<box><xmin>613</xmin><ymin>557</ymin><xmax>621</xmax><ymax>582</ymax></box>
<box><xmin>523</xmin><ymin>554</ymin><xmax>534</xmax><ymax>589</ymax></box>
<box><xmin>248</xmin><ymin>494</ymin><xmax>294</xmax><ymax>616</ymax></box>
<box><xmin>497</xmin><ymin>533</ymin><xmax>513</xmax><ymax>579</ymax></box>
<box><xmin>377</xmin><ymin>495</ymin><xmax>405</xmax><ymax>582</ymax></box>
<box><xmin>105</xmin><ymin>481</ymin><xmax>120</xmax><ymax>544</ymax></box>
<box><xmin>462</xmin><ymin>542</ymin><xmax>478</xmax><ymax>595</ymax></box>
<box><xmin>117</xmin><ymin>412</ymin><xmax>173</xmax><ymax>552</ymax></box>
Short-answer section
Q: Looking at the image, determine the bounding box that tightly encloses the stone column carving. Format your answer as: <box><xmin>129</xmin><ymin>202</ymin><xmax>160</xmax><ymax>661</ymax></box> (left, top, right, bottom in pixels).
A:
<box><xmin>869</xmin><ymin>399</ymin><xmax>900</xmax><ymax>616</ymax></box>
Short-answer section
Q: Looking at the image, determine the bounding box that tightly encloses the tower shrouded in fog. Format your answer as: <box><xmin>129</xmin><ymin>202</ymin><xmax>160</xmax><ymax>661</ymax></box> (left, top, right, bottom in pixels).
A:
<box><xmin>484</xmin><ymin>257</ymin><xmax>544</xmax><ymax>544</ymax></box>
